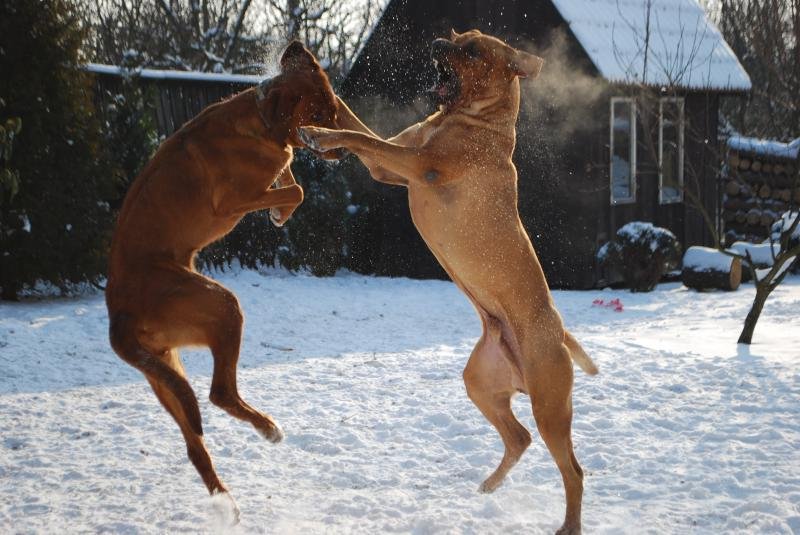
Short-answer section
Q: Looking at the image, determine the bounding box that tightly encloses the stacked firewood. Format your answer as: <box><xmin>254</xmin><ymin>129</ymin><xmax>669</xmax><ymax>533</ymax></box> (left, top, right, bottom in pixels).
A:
<box><xmin>722</xmin><ymin>148</ymin><xmax>799</xmax><ymax>243</ymax></box>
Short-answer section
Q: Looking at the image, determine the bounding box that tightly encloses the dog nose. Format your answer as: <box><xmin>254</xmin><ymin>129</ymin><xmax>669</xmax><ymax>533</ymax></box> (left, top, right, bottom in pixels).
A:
<box><xmin>431</xmin><ymin>38</ymin><xmax>455</xmax><ymax>58</ymax></box>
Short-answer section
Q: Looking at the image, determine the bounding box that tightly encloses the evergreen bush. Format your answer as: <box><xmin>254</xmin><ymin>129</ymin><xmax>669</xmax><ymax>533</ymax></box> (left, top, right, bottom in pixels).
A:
<box><xmin>0</xmin><ymin>0</ymin><xmax>119</xmax><ymax>299</ymax></box>
<box><xmin>97</xmin><ymin>75</ymin><xmax>158</xmax><ymax>208</ymax></box>
<box><xmin>598</xmin><ymin>221</ymin><xmax>682</xmax><ymax>292</ymax></box>
<box><xmin>281</xmin><ymin>151</ymin><xmax>350</xmax><ymax>276</ymax></box>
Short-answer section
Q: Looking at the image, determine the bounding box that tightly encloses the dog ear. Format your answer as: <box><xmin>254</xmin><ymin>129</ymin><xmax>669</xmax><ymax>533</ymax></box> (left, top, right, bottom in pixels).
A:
<box><xmin>511</xmin><ymin>50</ymin><xmax>544</xmax><ymax>79</ymax></box>
<box><xmin>262</xmin><ymin>85</ymin><xmax>302</xmax><ymax>141</ymax></box>
<box><xmin>450</xmin><ymin>28</ymin><xmax>460</xmax><ymax>41</ymax></box>
<box><xmin>280</xmin><ymin>40</ymin><xmax>319</xmax><ymax>72</ymax></box>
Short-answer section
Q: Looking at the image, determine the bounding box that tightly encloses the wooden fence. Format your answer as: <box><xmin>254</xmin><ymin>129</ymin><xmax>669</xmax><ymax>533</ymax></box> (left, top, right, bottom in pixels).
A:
<box><xmin>86</xmin><ymin>63</ymin><xmax>263</xmax><ymax>137</ymax></box>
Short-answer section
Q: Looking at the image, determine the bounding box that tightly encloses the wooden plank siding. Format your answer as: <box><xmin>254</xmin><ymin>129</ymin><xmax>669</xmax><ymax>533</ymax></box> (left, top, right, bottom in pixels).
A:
<box><xmin>598</xmin><ymin>91</ymin><xmax>720</xmax><ymax>259</ymax></box>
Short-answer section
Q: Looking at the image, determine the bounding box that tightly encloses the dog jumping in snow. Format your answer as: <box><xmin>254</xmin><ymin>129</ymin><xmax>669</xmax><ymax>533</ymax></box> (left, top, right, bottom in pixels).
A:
<box><xmin>106</xmin><ymin>42</ymin><xmax>346</xmax><ymax>516</ymax></box>
<box><xmin>300</xmin><ymin>30</ymin><xmax>598</xmax><ymax>534</ymax></box>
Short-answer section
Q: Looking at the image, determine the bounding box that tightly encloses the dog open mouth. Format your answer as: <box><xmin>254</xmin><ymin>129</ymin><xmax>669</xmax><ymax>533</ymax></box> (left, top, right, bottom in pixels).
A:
<box><xmin>430</xmin><ymin>59</ymin><xmax>459</xmax><ymax>105</ymax></box>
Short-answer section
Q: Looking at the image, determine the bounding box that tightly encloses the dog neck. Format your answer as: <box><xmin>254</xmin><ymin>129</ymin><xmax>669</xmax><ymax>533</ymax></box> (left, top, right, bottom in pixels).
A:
<box><xmin>253</xmin><ymin>77</ymin><xmax>283</xmax><ymax>143</ymax></box>
<box><xmin>444</xmin><ymin>80</ymin><xmax>521</xmax><ymax>139</ymax></box>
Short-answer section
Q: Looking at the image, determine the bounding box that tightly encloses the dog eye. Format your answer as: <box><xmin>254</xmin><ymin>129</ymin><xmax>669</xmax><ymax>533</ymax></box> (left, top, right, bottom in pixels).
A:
<box><xmin>311</xmin><ymin>112</ymin><xmax>324</xmax><ymax>122</ymax></box>
<box><xmin>464</xmin><ymin>42</ymin><xmax>480</xmax><ymax>59</ymax></box>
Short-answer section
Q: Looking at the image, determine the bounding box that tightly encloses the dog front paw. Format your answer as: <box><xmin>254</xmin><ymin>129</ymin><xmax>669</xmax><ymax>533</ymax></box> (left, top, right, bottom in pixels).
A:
<box><xmin>269</xmin><ymin>207</ymin><xmax>285</xmax><ymax>227</ymax></box>
<box><xmin>298</xmin><ymin>126</ymin><xmax>340</xmax><ymax>152</ymax></box>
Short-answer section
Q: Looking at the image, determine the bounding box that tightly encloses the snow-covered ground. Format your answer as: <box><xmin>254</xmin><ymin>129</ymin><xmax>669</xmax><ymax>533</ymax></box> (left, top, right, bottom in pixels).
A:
<box><xmin>1</xmin><ymin>269</ymin><xmax>799</xmax><ymax>534</ymax></box>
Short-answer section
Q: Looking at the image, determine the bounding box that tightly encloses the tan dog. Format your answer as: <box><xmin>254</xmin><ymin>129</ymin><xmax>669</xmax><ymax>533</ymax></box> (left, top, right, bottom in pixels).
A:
<box><xmin>301</xmin><ymin>30</ymin><xmax>598</xmax><ymax>534</ymax></box>
<box><xmin>106</xmin><ymin>41</ymin><xmax>347</xmax><ymax>515</ymax></box>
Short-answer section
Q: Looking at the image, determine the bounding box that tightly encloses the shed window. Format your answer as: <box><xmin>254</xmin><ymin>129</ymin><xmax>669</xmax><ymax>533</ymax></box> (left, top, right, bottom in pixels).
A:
<box><xmin>659</xmin><ymin>97</ymin><xmax>684</xmax><ymax>204</ymax></box>
<box><xmin>610</xmin><ymin>97</ymin><xmax>636</xmax><ymax>204</ymax></box>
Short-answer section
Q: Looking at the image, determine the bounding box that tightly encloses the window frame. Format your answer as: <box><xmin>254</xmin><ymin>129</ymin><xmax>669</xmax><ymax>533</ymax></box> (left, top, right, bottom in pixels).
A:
<box><xmin>609</xmin><ymin>97</ymin><xmax>637</xmax><ymax>205</ymax></box>
<box><xmin>658</xmin><ymin>96</ymin><xmax>685</xmax><ymax>205</ymax></box>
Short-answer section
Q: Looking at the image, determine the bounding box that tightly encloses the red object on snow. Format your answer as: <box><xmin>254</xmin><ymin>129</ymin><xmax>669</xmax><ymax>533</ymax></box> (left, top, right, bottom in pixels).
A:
<box><xmin>592</xmin><ymin>297</ymin><xmax>624</xmax><ymax>312</ymax></box>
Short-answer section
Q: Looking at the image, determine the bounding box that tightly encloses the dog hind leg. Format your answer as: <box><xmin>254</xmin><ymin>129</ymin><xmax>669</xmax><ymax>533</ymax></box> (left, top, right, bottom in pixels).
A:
<box><xmin>137</xmin><ymin>268</ymin><xmax>284</xmax><ymax>442</ymax></box>
<box><xmin>463</xmin><ymin>320</ymin><xmax>531</xmax><ymax>493</ymax></box>
<box><xmin>208</xmin><ymin>326</ymin><xmax>285</xmax><ymax>443</ymax></box>
<box><xmin>110</xmin><ymin>309</ymin><xmax>239</xmax><ymax>510</ymax></box>
<box><xmin>526</xmin><ymin>343</ymin><xmax>583</xmax><ymax>535</ymax></box>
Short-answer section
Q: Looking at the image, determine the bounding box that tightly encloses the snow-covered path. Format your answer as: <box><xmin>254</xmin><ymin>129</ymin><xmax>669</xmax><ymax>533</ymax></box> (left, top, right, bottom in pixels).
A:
<box><xmin>1</xmin><ymin>270</ymin><xmax>799</xmax><ymax>534</ymax></box>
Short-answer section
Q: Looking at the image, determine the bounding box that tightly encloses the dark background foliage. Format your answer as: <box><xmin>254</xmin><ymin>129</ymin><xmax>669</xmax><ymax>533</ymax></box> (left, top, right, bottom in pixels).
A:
<box><xmin>0</xmin><ymin>0</ymin><xmax>118</xmax><ymax>299</ymax></box>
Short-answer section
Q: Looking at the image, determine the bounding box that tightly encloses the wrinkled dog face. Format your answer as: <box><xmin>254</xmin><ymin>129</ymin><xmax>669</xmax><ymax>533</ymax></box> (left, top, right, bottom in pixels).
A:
<box><xmin>430</xmin><ymin>29</ymin><xmax>544</xmax><ymax>108</ymax></box>
<box><xmin>260</xmin><ymin>41</ymin><xmax>346</xmax><ymax>159</ymax></box>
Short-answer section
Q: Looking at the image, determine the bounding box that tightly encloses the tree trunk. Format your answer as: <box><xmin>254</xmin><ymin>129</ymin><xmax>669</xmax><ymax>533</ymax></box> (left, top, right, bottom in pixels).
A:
<box><xmin>738</xmin><ymin>285</ymin><xmax>772</xmax><ymax>344</ymax></box>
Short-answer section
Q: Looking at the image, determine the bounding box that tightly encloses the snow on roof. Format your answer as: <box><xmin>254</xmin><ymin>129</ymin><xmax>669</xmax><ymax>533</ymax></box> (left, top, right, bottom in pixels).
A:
<box><xmin>727</xmin><ymin>136</ymin><xmax>800</xmax><ymax>160</ymax></box>
<box><xmin>85</xmin><ymin>63</ymin><xmax>264</xmax><ymax>85</ymax></box>
<box><xmin>549</xmin><ymin>0</ymin><xmax>752</xmax><ymax>92</ymax></box>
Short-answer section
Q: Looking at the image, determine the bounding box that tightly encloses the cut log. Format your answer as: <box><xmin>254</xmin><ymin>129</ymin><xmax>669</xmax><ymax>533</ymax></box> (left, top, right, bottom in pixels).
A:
<box><xmin>735</xmin><ymin>210</ymin><xmax>747</xmax><ymax>224</ymax></box>
<box><xmin>751</xmin><ymin>160</ymin><xmax>762</xmax><ymax>173</ymax></box>
<box><xmin>762</xmin><ymin>162</ymin><xmax>773</xmax><ymax>174</ymax></box>
<box><xmin>682</xmin><ymin>246</ymin><xmax>742</xmax><ymax>291</ymax></box>
<box><xmin>729</xmin><ymin>153</ymin><xmax>740</xmax><ymax>167</ymax></box>
<box><xmin>722</xmin><ymin>209</ymin><xmax>737</xmax><ymax>223</ymax></box>
<box><xmin>725</xmin><ymin>180</ymin><xmax>740</xmax><ymax>196</ymax></box>
<box><xmin>760</xmin><ymin>210</ymin><xmax>778</xmax><ymax>227</ymax></box>
<box><xmin>739</xmin><ymin>170</ymin><xmax>762</xmax><ymax>184</ymax></box>
<box><xmin>729</xmin><ymin>241</ymin><xmax>779</xmax><ymax>268</ymax></box>
<box><xmin>774</xmin><ymin>201</ymin><xmax>789</xmax><ymax>213</ymax></box>
<box><xmin>774</xmin><ymin>173</ymin><xmax>792</xmax><ymax>188</ymax></box>
<box><xmin>743</xmin><ymin>197</ymin><xmax>759</xmax><ymax>209</ymax></box>
<box><xmin>746</xmin><ymin>208</ymin><xmax>761</xmax><ymax>226</ymax></box>
<box><xmin>758</xmin><ymin>183</ymin><xmax>772</xmax><ymax>198</ymax></box>
<box><xmin>739</xmin><ymin>158</ymin><xmax>751</xmax><ymax>170</ymax></box>
<box><xmin>723</xmin><ymin>197</ymin><xmax>743</xmax><ymax>211</ymax></box>
<box><xmin>773</xmin><ymin>188</ymin><xmax>791</xmax><ymax>202</ymax></box>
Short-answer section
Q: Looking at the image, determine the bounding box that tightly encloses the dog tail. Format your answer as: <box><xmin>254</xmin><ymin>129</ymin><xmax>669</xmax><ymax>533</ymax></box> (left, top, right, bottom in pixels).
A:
<box><xmin>109</xmin><ymin>312</ymin><xmax>203</xmax><ymax>435</ymax></box>
<box><xmin>565</xmin><ymin>330</ymin><xmax>599</xmax><ymax>376</ymax></box>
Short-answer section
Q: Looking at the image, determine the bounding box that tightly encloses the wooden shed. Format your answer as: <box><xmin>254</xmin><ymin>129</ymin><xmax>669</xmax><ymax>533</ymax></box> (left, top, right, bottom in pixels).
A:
<box><xmin>340</xmin><ymin>0</ymin><xmax>751</xmax><ymax>288</ymax></box>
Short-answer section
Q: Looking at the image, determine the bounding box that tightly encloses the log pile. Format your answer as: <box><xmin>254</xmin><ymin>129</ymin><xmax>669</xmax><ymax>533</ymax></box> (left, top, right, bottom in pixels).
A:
<box><xmin>723</xmin><ymin>137</ymin><xmax>800</xmax><ymax>244</ymax></box>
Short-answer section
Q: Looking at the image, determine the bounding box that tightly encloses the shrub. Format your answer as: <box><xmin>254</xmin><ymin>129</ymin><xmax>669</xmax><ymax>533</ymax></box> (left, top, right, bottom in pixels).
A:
<box><xmin>197</xmin><ymin>150</ymin><xmax>351</xmax><ymax>276</ymax></box>
<box><xmin>281</xmin><ymin>151</ymin><xmax>351</xmax><ymax>276</ymax></box>
<box><xmin>598</xmin><ymin>221</ymin><xmax>682</xmax><ymax>292</ymax></box>
<box><xmin>97</xmin><ymin>75</ymin><xmax>159</xmax><ymax>208</ymax></box>
<box><xmin>0</xmin><ymin>0</ymin><xmax>119</xmax><ymax>299</ymax></box>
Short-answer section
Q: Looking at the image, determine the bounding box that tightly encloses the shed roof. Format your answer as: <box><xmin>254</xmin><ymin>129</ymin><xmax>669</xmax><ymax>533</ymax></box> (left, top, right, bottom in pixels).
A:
<box><xmin>549</xmin><ymin>0</ymin><xmax>751</xmax><ymax>92</ymax></box>
<box><xmin>85</xmin><ymin>63</ymin><xmax>262</xmax><ymax>85</ymax></box>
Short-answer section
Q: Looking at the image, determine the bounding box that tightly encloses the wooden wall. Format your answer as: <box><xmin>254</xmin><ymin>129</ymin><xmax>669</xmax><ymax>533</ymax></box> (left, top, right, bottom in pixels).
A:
<box><xmin>598</xmin><ymin>92</ymin><xmax>720</xmax><ymax>256</ymax></box>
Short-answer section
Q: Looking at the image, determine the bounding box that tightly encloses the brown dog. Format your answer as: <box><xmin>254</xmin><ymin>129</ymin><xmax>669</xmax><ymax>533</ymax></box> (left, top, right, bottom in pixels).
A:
<box><xmin>105</xmin><ymin>42</ymin><xmax>346</xmax><ymax>515</ymax></box>
<box><xmin>300</xmin><ymin>30</ymin><xmax>598</xmax><ymax>534</ymax></box>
